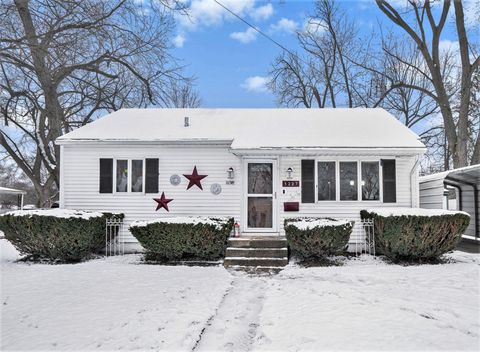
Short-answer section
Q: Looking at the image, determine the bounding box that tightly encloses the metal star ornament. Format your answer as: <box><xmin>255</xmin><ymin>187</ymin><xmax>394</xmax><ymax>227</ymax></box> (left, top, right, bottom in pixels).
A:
<box><xmin>183</xmin><ymin>166</ymin><xmax>207</xmax><ymax>190</ymax></box>
<box><xmin>153</xmin><ymin>192</ymin><xmax>173</xmax><ymax>211</ymax></box>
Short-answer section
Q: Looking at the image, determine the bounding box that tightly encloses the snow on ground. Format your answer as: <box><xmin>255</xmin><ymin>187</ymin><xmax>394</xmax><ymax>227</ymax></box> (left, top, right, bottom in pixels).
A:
<box><xmin>253</xmin><ymin>253</ymin><xmax>480</xmax><ymax>352</ymax></box>
<box><xmin>1</xmin><ymin>238</ymin><xmax>479</xmax><ymax>351</ymax></box>
<box><xmin>1</xmin><ymin>239</ymin><xmax>233</xmax><ymax>351</ymax></box>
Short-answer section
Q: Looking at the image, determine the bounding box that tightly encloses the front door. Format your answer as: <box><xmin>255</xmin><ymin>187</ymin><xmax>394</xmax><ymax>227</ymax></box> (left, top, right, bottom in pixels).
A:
<box><xmin>244</xmin><ymin>160</ymin><xmax>277</xmax><ymax>233</ymax></box>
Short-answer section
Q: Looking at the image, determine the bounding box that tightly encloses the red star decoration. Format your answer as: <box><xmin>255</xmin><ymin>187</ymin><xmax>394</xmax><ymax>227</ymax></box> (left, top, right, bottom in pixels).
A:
<box><xmin>183</xmin><ymin>166</ymin><xmax>207</xmax><ymax>190</ymax></box>
<box><xmin>153</xmin><ymin>192</ymin><xmax>173</xmax><ymax>211</ymax></box>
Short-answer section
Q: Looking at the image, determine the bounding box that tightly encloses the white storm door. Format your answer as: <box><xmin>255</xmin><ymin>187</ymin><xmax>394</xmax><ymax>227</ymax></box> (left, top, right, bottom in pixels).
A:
<box><xmin>244</xmin><ymin>160</ymin><xmax>276</xmax><ymax>232</ymax></box>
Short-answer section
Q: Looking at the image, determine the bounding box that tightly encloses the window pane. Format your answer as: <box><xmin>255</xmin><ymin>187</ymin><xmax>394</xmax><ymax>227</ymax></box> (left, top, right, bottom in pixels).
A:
<box><xmin>340</xmin><ymin>162</ymin><xmax>358</xmax><ymax>201</ymax></box>
<box><xmin>248</xmin><ymin>163</ymin><xmax>272</xmax><ymax>194</ymax></box>
<box><xmin>247</xmin><ymin>197</ymin><xmax>272</xmax><ymax>228</ymax></box>
<box><xmin>131</xmin><ymin>160</ymin><xmax>143</xmax><ymax>192</ymax></box>
<box><xmin>318</xmin><ymin>162</ymin><xmax>336</xmax><ymax>201</ymax></box>
<box><xmin>362</xmin><ymin>162</ymin><xmax>379</xmax><ymax>200</ymax></box>
<box><xmin>116</xmin><ymin>160</ymin><xmax>128</xmax><ymax>192</ymax></box>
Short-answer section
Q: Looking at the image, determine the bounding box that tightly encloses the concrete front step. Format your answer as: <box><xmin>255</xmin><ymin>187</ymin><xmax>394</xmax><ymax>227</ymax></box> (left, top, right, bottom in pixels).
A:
<box><xmin>224</xmin><ymin>257</ymin><xmax>288</xmax><ymax>267</ymax></box>
<box><xmin>228</xmin><ymin>237</ymin><xmax>287</xmax><ymax>249</ymax></box>
<box><xmin>226</xmin><ymin>247</ymin><xmax>288</xmax><ymax>258</ymax></box>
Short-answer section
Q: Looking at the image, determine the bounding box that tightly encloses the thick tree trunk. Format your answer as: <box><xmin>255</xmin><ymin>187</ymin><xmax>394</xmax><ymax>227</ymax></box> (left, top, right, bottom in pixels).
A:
<box><xmin>471</xmin><ymin>134</ymin><xmax>480</xmax><ymax>165</ymax></box>
<box><xmin>453</xmin><ymin>0</ymin><xmax>475</xmax><ymax>168</ymax></box>
<box><xmin>14</xmin><ymin>0</ymin><xmax>63</xmax><ymax>183</ymax></box>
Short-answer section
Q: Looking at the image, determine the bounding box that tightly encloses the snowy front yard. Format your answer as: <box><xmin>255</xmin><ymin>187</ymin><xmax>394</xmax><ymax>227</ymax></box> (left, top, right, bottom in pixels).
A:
<box><xmin>1</xmin><ymin>238</ymin><xmax>479</xmax><ymax>351</ymax></box>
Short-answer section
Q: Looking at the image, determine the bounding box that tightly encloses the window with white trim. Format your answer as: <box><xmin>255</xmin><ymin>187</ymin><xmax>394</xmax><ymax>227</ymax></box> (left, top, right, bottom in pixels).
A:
<box><xmin>317</xmin><ymin>161</ymin><xmax>336</xmax><ymax>201</ymax></box>
<box><xmin>361</xmin><ymin>161</ymin><xmax>380</xmax><ymax>201</ymax></box>
<box><xmin>115</xmin><ymin>159</ymin><xmax>144</xmax><ymax>193</ymax></box>
<box><xmin>116</xmin><ymin>160</ymin><xmax>128</xmax><ymax>192</ymax></box>
<box><xmin>131</xmin><ymin>160</ymin><xmax>144</xmax><ymax>192</ymax></box>
<box><xmin>339</xmin><ymin>162</ymin><xmax>358</xmax><ymax>201</ymax></box>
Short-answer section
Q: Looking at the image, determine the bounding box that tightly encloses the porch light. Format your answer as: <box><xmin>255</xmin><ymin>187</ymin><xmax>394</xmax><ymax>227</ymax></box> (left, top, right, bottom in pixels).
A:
<box><xmin>286</xmin><ymin>167</ymin><xmax>293</xmax><ymax>179</ymax></box>
<box><xmin>227</xmin><ymin>167</ymin><xmax>235</xmax><ymax>180</ymax></box>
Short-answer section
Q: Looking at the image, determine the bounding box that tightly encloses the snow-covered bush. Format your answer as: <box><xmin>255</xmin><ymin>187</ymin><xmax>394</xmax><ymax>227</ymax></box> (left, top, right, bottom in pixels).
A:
<box><xmin>361</xmin><ymin>208</ymin><xmax>470</xmax><ymax>261</ymax></box>
<box><xmin>284</xmin><ymin>218</ymin><xmax>354</xmax><ymax>259</ymax></box>
<box><xmin>129</xmin><ymin>217</ymin><xmax>234</xmax><ymax>261</ymax></box>
<box><xmin>0</xmin><ymin>209</ymin><xmax>124</xmax><ymax>262</ymax></box>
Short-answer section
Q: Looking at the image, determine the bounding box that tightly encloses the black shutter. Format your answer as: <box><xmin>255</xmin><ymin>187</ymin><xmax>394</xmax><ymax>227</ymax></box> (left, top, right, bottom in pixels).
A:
<box><xmin>99</xmin><ymin>158</ymin><xmax>113</xmax><ymax>193</ymax></box>
<box><xmin>382</xmin><ymin>159</ymin><xmax>396</xmax><ymax>203</ymax></box>
<box><xmin>301</xmin><ymin>160</ymin><xmax>315</xmax><ymax>203</ymax></box>
<box><xmin>145</xmin><ymin>158</ymin><xmax>159</xmax><ymax>193</ymax></box>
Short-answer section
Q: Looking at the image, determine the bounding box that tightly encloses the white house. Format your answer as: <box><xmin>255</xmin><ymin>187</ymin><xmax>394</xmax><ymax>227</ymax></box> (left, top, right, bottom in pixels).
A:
<box><xmin>56</xmin><ymin>108</ymin><xmax>426</xmax><ymax>252</ymax></box>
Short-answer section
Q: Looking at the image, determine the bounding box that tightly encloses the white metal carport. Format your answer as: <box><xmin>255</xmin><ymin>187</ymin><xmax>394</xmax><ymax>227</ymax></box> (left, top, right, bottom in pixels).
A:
<box><xmin>419</xmin><ymin>164</ymin><xmax>480</xmax><ymax>240</ymax></box>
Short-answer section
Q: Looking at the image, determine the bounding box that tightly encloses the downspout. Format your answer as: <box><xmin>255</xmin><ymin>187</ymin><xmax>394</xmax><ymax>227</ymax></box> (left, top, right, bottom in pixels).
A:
<box><xmin>410</xmin><ymin>155</ymin><xmax>421</xmax><ymax>207</ymax></box>
<box><xmin>443</xmin><ymin>181</ymin><xmax>462</xmax><ymax>211</ymax></box>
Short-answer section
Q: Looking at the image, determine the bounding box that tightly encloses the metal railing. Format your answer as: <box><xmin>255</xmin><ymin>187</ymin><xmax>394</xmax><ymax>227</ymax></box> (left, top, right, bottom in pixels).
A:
<box><xmin>105</xmin><ymin>217</ymin><xmax>124</xmax><ymax>256</ymax></box>
<box><xmin>353</xmin><ymin>219</ymin><xmax>375</xmax><ymax>256</ymax></box>
<box><xmin>362</xmin><ymin>219</ymin><xmax>375</xmax><ymax>256</ymax></box>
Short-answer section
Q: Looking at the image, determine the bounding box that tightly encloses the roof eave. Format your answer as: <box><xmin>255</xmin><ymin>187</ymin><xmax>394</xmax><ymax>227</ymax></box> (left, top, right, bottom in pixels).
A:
<box><xmin>231</xmin><ymin>146</ymin><xmax>426</xmax><ymax>156</ymax></box>
<box><xmin>55</xmin><ymin>138</ymin><xmax>235</xmax><ymax>146</ymax></box>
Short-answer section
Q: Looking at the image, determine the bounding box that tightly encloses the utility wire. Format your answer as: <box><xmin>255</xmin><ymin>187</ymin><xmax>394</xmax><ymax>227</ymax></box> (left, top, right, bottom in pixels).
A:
<box><xmin>213</xmin><ymin>0</ymin><xmax>299</xmax><ymax>58</ymax></box>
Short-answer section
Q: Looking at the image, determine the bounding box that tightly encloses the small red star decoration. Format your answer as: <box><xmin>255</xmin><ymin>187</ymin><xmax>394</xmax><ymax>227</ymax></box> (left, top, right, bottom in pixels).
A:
<box><xmin>183</xmin><ymin>166</ymin><xmax>207</xmax><ymax>190</ymax></box>
<box><xmin>153</xmin><ymin>192</ymin><xmax>173</xmax><ymax>211</ymax></box>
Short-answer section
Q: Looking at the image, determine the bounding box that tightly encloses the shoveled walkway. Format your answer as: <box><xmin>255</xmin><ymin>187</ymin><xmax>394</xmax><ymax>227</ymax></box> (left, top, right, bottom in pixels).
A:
<box><xmin>193</xmin><ymin>274</ymin><xmax>268</xmax><ymax>352</ymax></box>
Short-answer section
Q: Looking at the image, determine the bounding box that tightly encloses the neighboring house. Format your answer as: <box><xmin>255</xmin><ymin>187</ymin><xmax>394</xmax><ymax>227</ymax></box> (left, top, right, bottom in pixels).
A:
<box><xmin>56</xmin><ymin>108</ymin><xmax>425</xmax><ymax>251</ymax></box>
<box><xmin>0</xmin><ymin>186</ymin><xmax>26</xmax><ymax>214</ymax></box>
<box><xmin>419</xmin><ymin>165</ymin><xmax>479</xmax><ymax>240</ymax></box>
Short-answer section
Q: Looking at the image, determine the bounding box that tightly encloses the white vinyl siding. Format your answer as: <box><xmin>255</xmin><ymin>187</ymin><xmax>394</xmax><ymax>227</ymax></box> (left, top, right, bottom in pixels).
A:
<box><xmin>279</xmin><ymin>155</ymin><xmax>419</xmax><ymax>246</ymax></box>
<box><xmin>62</xmin><ymin>144</ymin><xmax>242</xmax><ymax>245</ymax></box>
<box><xmin>61</xmin><ymin>144</ymin><xmax>421</xmax><ymax>251</ymax></box>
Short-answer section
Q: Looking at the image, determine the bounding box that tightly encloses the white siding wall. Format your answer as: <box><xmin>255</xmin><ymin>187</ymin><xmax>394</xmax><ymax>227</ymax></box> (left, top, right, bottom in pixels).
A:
<box><xmin>277</xmin><ymin>154</ymin><xmax>419</xmax><ymax>245</ymax></box>
<box><xmin>61</xmin><ymin>144</ymin><xmax>420</xmax><ymax>251</ymax></box>
<box><xmin>419</xmin><ymin>179</ymin><xmax>445</xmax><ymax>209</ymax></box>
<box><xmin>461</xmin><ymin>185</ymin><xmax>478</xmax><ymax>237</ymax></box>
<box><xmin>62</xmin><ymin>144</ymin><xmax>242</xmax><ymax>246</ymax></box>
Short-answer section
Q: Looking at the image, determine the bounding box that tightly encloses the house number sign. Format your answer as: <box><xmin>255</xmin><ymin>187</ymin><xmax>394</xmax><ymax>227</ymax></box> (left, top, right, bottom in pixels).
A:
<box><xmin>282</xmin><ymin>180</ymin><xmax>300</xmax><ymax>187</ymax></box>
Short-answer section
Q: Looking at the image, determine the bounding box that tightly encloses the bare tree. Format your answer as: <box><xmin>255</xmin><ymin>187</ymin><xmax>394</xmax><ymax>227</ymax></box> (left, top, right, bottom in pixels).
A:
<box><xmin>168</xmin><ymin>82</ymin><xmax>201</xmax><ymax>108</ymax></box>
<box><xmin>269</xmin><ymin>0</ymin><xmax>362</xmax><ymax>108</ymax></box>
<box><xmin>376</xmin><ymin>0</ymin><xmax>480</xmax><ymax>167</ymax></box>
<box><xmin>0</xmin><ymin>0</ymin><xmax>192</xmax><ymax>206</ymax></box>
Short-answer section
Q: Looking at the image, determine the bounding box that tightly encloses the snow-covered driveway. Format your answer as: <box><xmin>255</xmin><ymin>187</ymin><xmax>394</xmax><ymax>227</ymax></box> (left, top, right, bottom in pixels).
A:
<box><xmin>1</xmin><ymin>238</ymin><xmax>479</xmax><ymax>351</ymax></box>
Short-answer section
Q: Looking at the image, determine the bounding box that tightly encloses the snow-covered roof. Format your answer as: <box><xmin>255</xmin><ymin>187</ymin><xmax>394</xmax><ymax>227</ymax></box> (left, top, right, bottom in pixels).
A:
<box><xmin>419</xmin><ymin>164</ymin><xmax>480</xmax><ymax>184</ymax></box>
<box><xmin>0</xmin><ymin>186</ymin><xmax>26</xmax><ymax>195</ymax></box>
<box><xmin>56</xmin><ymin>108</ymin><xmax>426</xmax><ymax>150</ymax></box>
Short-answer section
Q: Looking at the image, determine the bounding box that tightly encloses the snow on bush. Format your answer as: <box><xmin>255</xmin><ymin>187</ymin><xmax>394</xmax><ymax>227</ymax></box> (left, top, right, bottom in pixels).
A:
<box><xmin>131</xmin><ymin>216</ymin><xmax>231</xmax><ymax>230</ymax></box>
<box><xmin>361</xmin><ymin>208</ymin><xmax>470</xmax><ymax>261</ymax></box>
<box><xmin>129</xmin><ymin>217</ymin><xmax>234</xmax><ymax>261</ymax></box>
<box><xmin>284</xmin><ymin>217</ymin><xmax>354</xmax><ymax>259</ymax></box>
<box><xmin>0</xmin><ymin>210</ymin><xmax>124</xmax><ymax>262</ymax></box>
<box><xmin>286</xmin><ymin>218</ymin><xmax>351</xmax><ymax>231</ymax></box>
<box><xmin>4</xmin><ymin>208</ymin><xmax>105</xmax><ymax>219</ymax></box>
<box><xmin>365</xmin><ymin>207</ymin><xmax>469</xmax><ymax>217</ymax></box>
